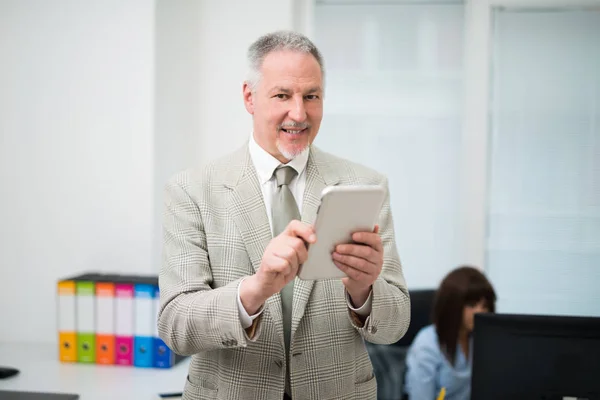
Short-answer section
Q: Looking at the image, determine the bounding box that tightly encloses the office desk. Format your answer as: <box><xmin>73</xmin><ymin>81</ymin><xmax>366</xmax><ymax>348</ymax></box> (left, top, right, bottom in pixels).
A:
<box><xmin>0</xmin><ymin>343</ymin><xmax>189</xmax><ymax>400</ymax></box>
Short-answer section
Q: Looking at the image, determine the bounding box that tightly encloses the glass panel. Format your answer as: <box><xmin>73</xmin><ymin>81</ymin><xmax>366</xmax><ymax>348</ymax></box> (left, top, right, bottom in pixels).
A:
<box><xmin>487</xmin><ymin>8</ymin><xmax>600</xmax><ymax>316</ymax></box>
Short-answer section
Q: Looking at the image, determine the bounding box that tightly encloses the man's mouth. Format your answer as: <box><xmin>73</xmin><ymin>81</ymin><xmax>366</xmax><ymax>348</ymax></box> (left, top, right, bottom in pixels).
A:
<box><xmin>280</xmin><ymin>127</ymin><xmax>307</xmax><ymax>135</ymax></box>
<box><xmin>279</xmin><ymin>122</ymin><xmax>310</xmax><ymax>135</ymax></box>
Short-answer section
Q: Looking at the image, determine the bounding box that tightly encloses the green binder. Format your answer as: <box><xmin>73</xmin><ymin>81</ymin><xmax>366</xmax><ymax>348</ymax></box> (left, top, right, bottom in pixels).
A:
<box><xmin>75</xmin><ymin>279</ymin><xmax>96</xmax><ymax>363</ymax></box>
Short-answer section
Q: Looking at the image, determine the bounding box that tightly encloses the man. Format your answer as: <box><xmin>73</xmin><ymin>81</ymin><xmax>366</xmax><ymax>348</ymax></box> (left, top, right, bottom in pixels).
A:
<box><xmin>158</xmin><ymin>31</ymin><xmax>410</xmax><ymax>400</ymax></box>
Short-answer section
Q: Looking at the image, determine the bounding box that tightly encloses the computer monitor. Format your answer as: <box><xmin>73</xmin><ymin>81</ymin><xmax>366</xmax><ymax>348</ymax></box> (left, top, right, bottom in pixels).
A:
<box><xmin>472</xmin><ymin>313</ymin><xmax>600</xmax><ymax>400</ymax></box>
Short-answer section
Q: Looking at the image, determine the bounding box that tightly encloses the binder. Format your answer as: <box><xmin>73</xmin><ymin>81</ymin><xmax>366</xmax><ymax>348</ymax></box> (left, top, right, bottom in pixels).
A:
<box><xmin>95</xmin><ymin>280</ymin><xmax>115</xmax><ymax>365</ymax></box>
<box><xmin>56</xmin><ymin>272</ymin><xmax>184</xmax><ymax>368</ymax></box>
<box><xmin>133</xmin><ymin>279</ymin><xmax>156</xmax><ymax>368</ymax></box>
<box><xmin>75</xmin><ymin>278</ymin><xmax>96</xmax><ymax>363</ymax></box>
<box><xmin>115</xmin><ymin>282</ymin><xmax>134</xmax><ymax>366</ymax></box>
<box><xmin>57</xmin><ymin>278</ymin><xmax>77</xmax><ymax>362</ymax></box>
<box><xmin>153</xmin><ymin>284</ymin><xmax>184</xmax><ymax>368</ymax></box>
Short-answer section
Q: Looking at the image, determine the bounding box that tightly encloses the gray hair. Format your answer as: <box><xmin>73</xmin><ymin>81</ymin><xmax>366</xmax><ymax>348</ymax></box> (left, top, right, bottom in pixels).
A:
<box><xmin>246</xmin><ymin>30</ymin><xmax>325</xmax><ymax>92</ymax></box>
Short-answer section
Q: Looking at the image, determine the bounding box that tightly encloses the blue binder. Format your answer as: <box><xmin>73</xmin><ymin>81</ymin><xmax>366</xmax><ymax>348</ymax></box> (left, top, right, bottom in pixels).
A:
<box><xmin>133</xmin><ymin>282</ymin><xmax>155</xmax><ymax>367</ymax></box>
<box><xmin>153</xmin><ymin>285</ymin><xmax>182</xmax><ymax>368</ymax></box>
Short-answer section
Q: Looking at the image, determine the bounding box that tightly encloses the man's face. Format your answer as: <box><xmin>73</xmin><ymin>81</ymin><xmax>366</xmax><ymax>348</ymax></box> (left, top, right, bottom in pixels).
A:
<box><xmin>243</xmin><ymin>50</ymin><xmax>324</xmax><ymax>163</ymax></box>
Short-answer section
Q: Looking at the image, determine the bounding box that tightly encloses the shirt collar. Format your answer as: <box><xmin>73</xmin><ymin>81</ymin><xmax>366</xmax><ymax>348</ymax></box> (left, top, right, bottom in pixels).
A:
<box><xmin>248</xmin><ymin>132</ymin><xmax>309</xmax><ymax>185</ymax></box>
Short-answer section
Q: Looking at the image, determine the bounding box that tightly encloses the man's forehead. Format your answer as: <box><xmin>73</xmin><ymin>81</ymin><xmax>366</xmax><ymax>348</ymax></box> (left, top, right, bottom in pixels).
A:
<box><xmin>267</xmin><ymin>85</ymin><xmax>323</xmax><ymax>93</ymax></box>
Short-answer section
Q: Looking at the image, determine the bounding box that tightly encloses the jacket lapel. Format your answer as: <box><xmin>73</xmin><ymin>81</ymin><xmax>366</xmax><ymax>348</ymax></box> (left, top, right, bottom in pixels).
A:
<box><xmin>224</xmin><ymin>147</ymin><xmax>272</xmax><ymax>274</ymax></box>
<box><xmin>224</xmin><ymin>145</ymin><xmax>286</xmax><ymax>348</ymax></box>
<box><xmin>291</xmin><ymin>146</ymin><xmax>340</xmax><ymax>341</ymax></box>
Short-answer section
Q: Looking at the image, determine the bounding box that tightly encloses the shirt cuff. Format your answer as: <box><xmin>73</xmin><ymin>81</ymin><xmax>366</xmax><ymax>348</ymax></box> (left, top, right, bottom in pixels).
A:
<box><xmin>346</xmin><ymin>289</ymin><xmax>373</xmax><ymax>317</ymax></box>
<box><xmin>237</xmin><ymin>278</ymin><xmax>264</xmax><ymax>329</ymax></box>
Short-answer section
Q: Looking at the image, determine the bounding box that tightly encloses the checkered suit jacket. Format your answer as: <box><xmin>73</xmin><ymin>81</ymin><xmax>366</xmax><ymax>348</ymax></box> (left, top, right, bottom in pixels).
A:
<box><xmin>158</xmin><ymin>144</ymin><xmax>410</xmax><ymax>400</ymax></box>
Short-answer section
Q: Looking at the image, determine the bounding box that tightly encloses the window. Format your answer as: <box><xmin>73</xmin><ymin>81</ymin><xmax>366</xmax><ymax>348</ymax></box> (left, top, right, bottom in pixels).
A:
<box><xmin>486</xmin><ymin>7</ymin><xmax>600</xmax><ymax>316</ymax></box>
<box><xmin>314</xmin><ymin>1</ymin><xmax>465</xmax><ymax>287</ymax></box>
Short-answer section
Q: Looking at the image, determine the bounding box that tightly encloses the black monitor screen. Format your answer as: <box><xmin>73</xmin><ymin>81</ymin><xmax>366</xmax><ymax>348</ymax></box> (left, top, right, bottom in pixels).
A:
<box><xmin>472</xmin><ymin>313</ymin><xmax>600</xmax><ymax>400</ymax></box>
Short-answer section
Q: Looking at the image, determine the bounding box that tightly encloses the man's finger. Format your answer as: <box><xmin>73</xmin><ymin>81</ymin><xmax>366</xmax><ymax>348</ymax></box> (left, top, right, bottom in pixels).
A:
<box><xmin>286</xmin><ymin>236</ymin><xmax>309</xmax><ymax>265</ymax></box>
<box><xmin>269</xmin><ymin>254</ymin><xmax>293</xmax><ymax>275</ymax></box>
<box><xmin>274</xmin><ymin>245</ymin><xmax>299</xmax><ymax>269</ymax></box>
<box><xmin>283</xmin><ymin>220</ymin><xmax>316</xmax><ymax>244</ymax></box>
<box><xmin>332</xmin><ymin>252</ymin><xmax>376</xmax><ymax>274</ymax></box>
<box><xmin>335</xmin><ymin>244</ymin><xmax>374</xmax><ymax>260</ymax></box>
<box><xmin>334</xmin><ymin>261</ymin><xmax>371</xmax><ymax>281</ymax></box>
<box><xmin>351</xmin><ymin>231</ymin><xmax>383</xmax><ymax>252</ymax></box>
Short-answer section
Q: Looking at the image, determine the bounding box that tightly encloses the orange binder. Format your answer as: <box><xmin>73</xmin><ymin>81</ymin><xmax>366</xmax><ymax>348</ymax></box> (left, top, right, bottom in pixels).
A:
<box><xmin>95</xmin><ymin>281</ymin><xmax>116</xmax><ymax>365</ymax></box>
<box><xmin>57</xmin><ymin>280</ymin><xmax>77</xmax><ymax>362</ymax></box>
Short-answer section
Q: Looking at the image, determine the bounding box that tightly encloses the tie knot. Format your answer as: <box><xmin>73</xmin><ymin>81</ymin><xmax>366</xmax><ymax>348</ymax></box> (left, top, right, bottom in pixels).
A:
<box><xmin>274</xmin><ymin>166</ymin><xmax>297</xmax><ymax>187</ymax></box>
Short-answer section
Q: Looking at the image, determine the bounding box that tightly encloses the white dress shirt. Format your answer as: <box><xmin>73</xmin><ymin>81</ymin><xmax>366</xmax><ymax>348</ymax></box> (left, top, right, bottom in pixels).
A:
<box><xmin>237</xmin><ymin>133</ymin><xmax>372</xmax><ymax>329</ymax></box>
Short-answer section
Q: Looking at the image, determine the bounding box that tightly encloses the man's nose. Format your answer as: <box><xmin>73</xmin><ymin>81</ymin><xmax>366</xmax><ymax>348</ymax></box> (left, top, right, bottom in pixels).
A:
<box><xmin>288</xmin><ymin>96</ymin><xmax>307</xmax><ymax>122</ymax></box>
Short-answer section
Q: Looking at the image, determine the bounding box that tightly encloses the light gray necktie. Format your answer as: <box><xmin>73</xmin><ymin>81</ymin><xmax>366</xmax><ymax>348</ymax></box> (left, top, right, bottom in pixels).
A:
<box><xmin>272</xmin><ymin>166</ymin><xmax>300</xmax><ymax>395</ymax></box>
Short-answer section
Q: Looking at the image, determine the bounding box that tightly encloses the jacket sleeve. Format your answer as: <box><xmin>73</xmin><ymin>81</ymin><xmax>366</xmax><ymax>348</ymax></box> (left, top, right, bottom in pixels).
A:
<box><xmin>157</xmin><ymin>174</ymin><xmax>263</xmax><ymax>356</ymax></box>
<box><xmin>347</xmin><ymin>176</ymin><xmax>411</xmax><ymax>344</ymax></box>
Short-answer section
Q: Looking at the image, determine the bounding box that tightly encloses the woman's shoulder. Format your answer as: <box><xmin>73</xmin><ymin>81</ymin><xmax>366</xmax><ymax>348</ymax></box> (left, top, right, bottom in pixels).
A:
<box><xmin>409</xmin><ymin>325</ymin><xmax>441</xmax><ymax>353</ymax></box>
<box><xmin>414</xmin><ymin>324</ymin><xmax>437</xmax><ymax>342</ymax></box>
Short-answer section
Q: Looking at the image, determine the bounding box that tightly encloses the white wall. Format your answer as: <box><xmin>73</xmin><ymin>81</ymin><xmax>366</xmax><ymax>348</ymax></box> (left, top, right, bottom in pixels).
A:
<box><xmin>0</xmin><ymin>0</ymin><xmax>155</xmax><ymax>343</ymax></box>
<box><xmin>153</xmin><ymin>0</ymin><xmax>304</xmax><ymax>264</ymax></box>
<box><xmin>0</xmin><ymin>0</ymin><xmax>306</xmax><ymax>344</ymax></box>
<box><xmin>194</xmin><ymin>0</ymin><xmax>298</xmax><ymax>163</ymax></box>
<box><xmin>154</xmin><ymin>0</ymin><xmax>203</xmax><ymax>270</ymax></box>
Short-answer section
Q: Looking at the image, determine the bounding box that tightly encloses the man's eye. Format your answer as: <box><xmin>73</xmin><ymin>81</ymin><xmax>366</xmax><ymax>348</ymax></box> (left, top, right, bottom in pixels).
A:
<box><xmin>274</xmin><ymin>94</ymin><xmax>287</xmax><ymax>99</ymax></box>
<box><xmin>305</xmin><ymin>95</ymin><xmax>319</xmax><ymax>100</ymax></box>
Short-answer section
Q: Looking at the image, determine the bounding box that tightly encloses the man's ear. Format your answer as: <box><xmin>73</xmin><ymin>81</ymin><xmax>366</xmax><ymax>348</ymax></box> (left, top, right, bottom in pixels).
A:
<box><xmin>242</xmin><ymin>82</ymin><xmax>254</xmax><ymax>115</ymax></box>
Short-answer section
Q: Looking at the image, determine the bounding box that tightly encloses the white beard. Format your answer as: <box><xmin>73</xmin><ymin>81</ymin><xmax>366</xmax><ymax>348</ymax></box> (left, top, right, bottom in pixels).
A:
<box><xmin>276</xmin><ymin>140</ymin><xmax>308</xmax><ymax>161</ymax></box>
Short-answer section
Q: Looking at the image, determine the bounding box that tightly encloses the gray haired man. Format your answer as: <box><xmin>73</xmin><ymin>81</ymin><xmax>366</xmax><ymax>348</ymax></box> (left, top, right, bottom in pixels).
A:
<box><xmin>158</xmin><ymin>30</ymin><xmax>410</xmax><ymax>400</ymax></box>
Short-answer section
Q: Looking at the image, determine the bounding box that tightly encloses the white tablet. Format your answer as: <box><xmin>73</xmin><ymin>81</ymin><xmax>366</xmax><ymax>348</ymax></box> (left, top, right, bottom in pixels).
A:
<box><xmin>297</xmin><ymin>185</ymin><xmax>386</xmax><ymax>281</ymax></box>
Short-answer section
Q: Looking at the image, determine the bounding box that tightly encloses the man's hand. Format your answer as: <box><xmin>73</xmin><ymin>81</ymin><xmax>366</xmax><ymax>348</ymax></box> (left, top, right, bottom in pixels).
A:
<box><xmin>333</xmin><ymin>225</ymin><xmax>383</xmax><ymax>308</ymax></box>
<box><xmin>239</xmin><ymin>220</ymin><xmax>316</xmax><ymax>315</ymax></box>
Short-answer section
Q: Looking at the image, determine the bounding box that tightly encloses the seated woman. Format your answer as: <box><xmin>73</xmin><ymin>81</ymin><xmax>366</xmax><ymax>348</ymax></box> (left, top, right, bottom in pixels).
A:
<box><xmin>403</xmin><ymin>266</ymin><xmax>496</xmax><ymax>400</ymax></box>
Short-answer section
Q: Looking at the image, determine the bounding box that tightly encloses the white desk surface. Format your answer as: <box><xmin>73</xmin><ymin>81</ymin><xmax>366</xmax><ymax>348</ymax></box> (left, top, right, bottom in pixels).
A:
<box><xmin>0</xmin><ymin>342</ymin><xmax>190</xmax><ymax>400</ymax></box>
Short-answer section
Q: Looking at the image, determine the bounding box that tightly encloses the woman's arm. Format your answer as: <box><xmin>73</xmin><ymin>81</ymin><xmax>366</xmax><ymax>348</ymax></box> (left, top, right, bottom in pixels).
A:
<box><xmin>405</xmin><ymin>331</ymin><xmax>440</xmax><ymax>400</ymax></box>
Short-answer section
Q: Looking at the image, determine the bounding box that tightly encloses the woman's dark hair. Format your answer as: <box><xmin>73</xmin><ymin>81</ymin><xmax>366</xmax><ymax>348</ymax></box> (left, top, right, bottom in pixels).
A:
<box><xmin>432</xmin><ymin>266</ymin><xmax>496</xmax><ymax>365</ymax></box>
